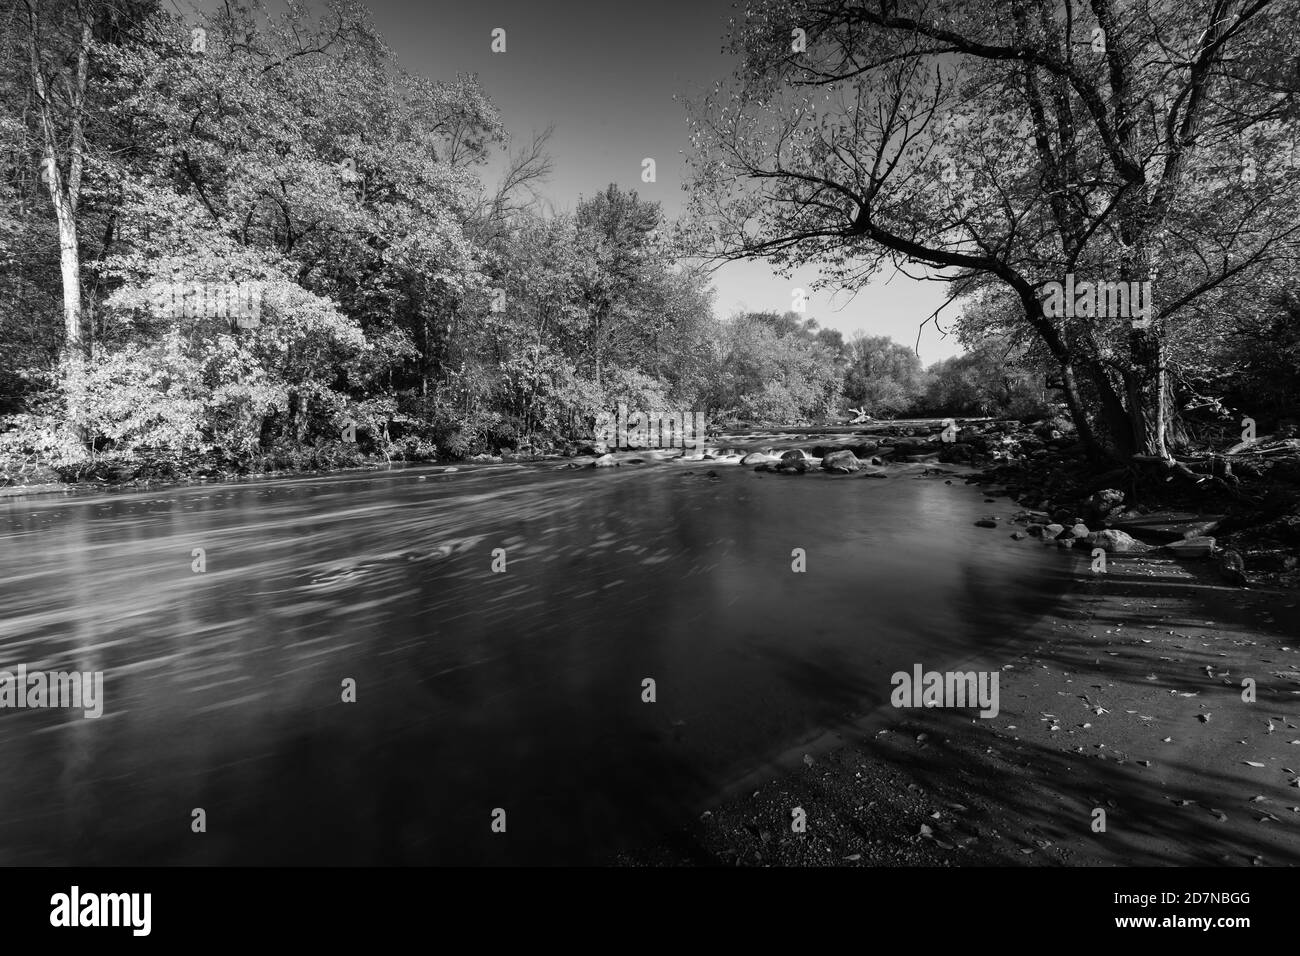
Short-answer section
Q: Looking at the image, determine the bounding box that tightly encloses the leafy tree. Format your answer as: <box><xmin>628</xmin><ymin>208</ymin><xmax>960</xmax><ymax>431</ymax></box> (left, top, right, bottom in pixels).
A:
<box><xmin>686</xmin><ymin>0</ymin><xmax>1300</xmax><ymax>461</ymax></box>
<box><xmin>709</xmin><ymin>311</ymin><xmax>843</xmax><ymax>421</ymax></box>
<box><xmin>843</xmin><ymin>332</ymin><xmax>924</xmax><ymax>415</ymax></box>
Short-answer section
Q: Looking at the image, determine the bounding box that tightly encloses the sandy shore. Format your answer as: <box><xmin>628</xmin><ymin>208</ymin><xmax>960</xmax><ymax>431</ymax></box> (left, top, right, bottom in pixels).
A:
<box><xmin>623</xmin><ymin>531</ymin><xmax>1300</xmax><ymax>866</ymax></box>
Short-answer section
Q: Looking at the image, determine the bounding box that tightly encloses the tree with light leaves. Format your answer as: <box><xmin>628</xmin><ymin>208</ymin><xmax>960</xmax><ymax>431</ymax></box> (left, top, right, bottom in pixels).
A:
<box><xmin>687</xmin><ymin>0</ymin><xmax>1300</xmax><ymax>464</ymax></box>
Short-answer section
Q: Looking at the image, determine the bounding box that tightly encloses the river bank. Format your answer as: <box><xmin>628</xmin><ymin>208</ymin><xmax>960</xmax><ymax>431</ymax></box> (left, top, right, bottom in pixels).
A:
<box><xmin>622</xmin><ymin>541</ymin><xmax>1300</xmax><ymax>866</ymax></box>
<box><xmin>603</xmin><ymin>422</ymin><xmax>1300</xmax><ymax>865</ymax></box>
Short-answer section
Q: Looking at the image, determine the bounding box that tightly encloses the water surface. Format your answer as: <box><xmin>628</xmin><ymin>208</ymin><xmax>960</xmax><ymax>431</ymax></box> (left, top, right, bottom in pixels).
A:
<box><xmin>0</xmin><ymin>452</ymin><xmax>1069</xmax><ymax>864</ymax></box>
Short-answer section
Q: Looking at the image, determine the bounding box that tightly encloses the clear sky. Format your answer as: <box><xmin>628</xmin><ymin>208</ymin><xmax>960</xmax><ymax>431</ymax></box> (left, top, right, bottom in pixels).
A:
<box><xmin>196</xmin><ymin>0</ymin><xmax>967</xmax><ymax>362</ymax></box>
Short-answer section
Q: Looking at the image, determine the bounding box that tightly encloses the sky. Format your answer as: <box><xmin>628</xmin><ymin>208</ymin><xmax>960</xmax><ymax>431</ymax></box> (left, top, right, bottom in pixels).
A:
<box><xmin>194</xmin><ymin>0</ymin><xmax>966</xmax><ymax>363</ymax></box>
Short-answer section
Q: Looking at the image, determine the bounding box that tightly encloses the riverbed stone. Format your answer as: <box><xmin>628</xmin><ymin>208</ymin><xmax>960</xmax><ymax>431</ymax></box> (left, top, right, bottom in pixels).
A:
<box><xmin>1085</xmin><ymin>529</ymin><xmax>1141</xmax><ymax>553</ymax></box>
<box><xmin>1086</xmin><ymin>488</ymin><xmax>1125</xmax><ymax>524</ymax></box>
<box><xmin>820</xmin><ymin>450</ymin><xmax>861</xmax><ymax>474</ymax></box>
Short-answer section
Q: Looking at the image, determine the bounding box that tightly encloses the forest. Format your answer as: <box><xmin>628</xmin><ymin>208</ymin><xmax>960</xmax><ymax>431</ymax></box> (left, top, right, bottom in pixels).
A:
<box><xmin>2</xmin><ymin>0</ymin><xmax>1298</xmax><ymax>484</ymax></box>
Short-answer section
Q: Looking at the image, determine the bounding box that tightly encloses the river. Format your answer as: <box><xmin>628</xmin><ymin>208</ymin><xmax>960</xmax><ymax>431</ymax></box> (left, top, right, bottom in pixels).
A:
<box><xmin>0</xmin><ymin>445</ymin><xmax>1073</xmax><ymax>864</ymax></box>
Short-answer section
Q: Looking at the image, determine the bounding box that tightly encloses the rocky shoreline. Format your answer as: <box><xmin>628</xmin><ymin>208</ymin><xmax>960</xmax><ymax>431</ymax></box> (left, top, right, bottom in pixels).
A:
<box><xmin>620</xmin><ymin>546</ymin><xmax>1300</xmax><ymax>866</ymax></box>
<box><xmin>616</xmin><ymin>429</ymin><xmax>1300</xmax><ymax>866</ymax></box>
<box><xmin>572</xmin><ymin>413</ymin><xmax>1300</xmax><ymax>591</ymax></box>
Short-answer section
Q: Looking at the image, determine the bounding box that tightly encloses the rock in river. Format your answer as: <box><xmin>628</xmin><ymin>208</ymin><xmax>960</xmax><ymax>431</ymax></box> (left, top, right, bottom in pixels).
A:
<box><xmin>820</xmin><ymin>449</ymin><xmax>861</xmax><ymax>474</ymax></box>
<box><xmin>1085</xmin><ymin>529</ymin><xmax>1141</xmax><ymax>553</ymax></box>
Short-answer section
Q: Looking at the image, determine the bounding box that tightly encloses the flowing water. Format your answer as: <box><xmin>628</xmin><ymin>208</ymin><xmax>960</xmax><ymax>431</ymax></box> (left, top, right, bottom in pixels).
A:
<box><xmin>0</xmin><ymin>447</ymin><xmax>1072</xmax><ymax>864</ymax></box>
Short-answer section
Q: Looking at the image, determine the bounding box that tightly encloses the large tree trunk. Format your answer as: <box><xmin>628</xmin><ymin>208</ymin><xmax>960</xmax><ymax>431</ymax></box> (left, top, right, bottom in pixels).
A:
<box><xmin>1122</xmin><ymin>326</ymin><xmax>1169</xmax><ymax>459</ymax></box>
<box><xmin>26</xmin><ymin>1</ymin><xmax>91</xmax><ymax>448</ymax></box>
<box><xmin>51</xmin><ymin>180</ymin><xmax>83</xmax><ymax>349</ymax></box>
<box><xmin>49</xmin><ymin>156</ymin><xmax>87</xmax><ymax>446</ymax></box>
<box><xmin>1056</xmin><ymin>362</ymin><xmax>1100</xmax><ymax>458</ymax></box>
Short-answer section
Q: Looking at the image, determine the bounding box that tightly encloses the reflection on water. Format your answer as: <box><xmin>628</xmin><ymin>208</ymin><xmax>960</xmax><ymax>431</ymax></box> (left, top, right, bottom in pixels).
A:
<box><xmin>0</xmin><ymin>457</ymin><xmax>1070</xmax><ymax>864</ymax></box>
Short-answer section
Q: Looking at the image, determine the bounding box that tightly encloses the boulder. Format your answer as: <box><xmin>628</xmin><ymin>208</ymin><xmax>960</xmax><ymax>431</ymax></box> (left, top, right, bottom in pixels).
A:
<box><xmin>1085</xmin><ymin>529</ymin><xmax>1141</xmax><ymax>553</ymax></box>
<box><xmin>820</xmin><ymin>449</ymin><xmax>862</xmax><ymax>474</ymax></box>
<box><xmin>811</xmin><ymin>441</ymin><xmax>878</xmax><ymax>458</ymax></box>
<box><xmin>758</xmin><ymin>458</ymin><xmax>811</xmax><ymax>474</ymax></box>
<box><xmin>1086</xmin><ymin>488</ymin><xmax>1125</xmax><ymax>525</ymax></box>
<box><xmin>975</xmin><ymin>518</ymin><xmax>999</xmax><ymax>528</ymax></box>
<box><xmin>780</xmin><ymin>449</ymin><xmax>811</xmax><ymax>461</ymax></box>
<box><xmin>741</xmin><ymin>451</ymin><xmax>777</xmax><ymax>466</ymax></box>
<box><xmin>592</xmin><ymin>454</ymin><xmax>618</xmax><ymax>468</ymax></box>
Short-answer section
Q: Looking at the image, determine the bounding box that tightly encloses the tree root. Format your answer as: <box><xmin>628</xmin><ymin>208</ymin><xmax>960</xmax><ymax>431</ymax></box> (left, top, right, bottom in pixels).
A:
<box><xmin>1130</xmin><ymin>454</ymin><xmax>1261</xmax><ymax>506</ymax></box>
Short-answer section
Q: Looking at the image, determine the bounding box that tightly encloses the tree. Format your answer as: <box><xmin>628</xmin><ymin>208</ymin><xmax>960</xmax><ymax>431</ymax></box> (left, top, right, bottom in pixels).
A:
<box><xmin>95</xmin><ymin>0</ymin><xmax>507</xmax><ymax>445</ymax></box>
<box><xmin>708</xmin><ymin>311</ymin><xmax>843</xmax><ymax>420</ymax></box>
<box><xmin>918</xmin><ymin>342</ymin><xmax>1048</xmax><ymax>417</ymax></box>
<box><xmin>843</xmin><ymin>332</ymin><xmax>924</xmax><ymax>415</ymax></box>
<box><xmin>19</xmin><ymin>0</ymin><xmax>92</xmax><ymax>351</ymax></box>
<box><xmin>686</xmin><ymin>0</ymin><xmax>1300</xmax><ymax>462</ymax></box>
<box><xmin>573</xmin><ymin>184</ymin><xmax>663</xmax><ymax>386</ymax></box>
<box><xmin>11</xmin><ymin>0</ymin><xmax>158</xmax><ymax>442</ymax></box>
